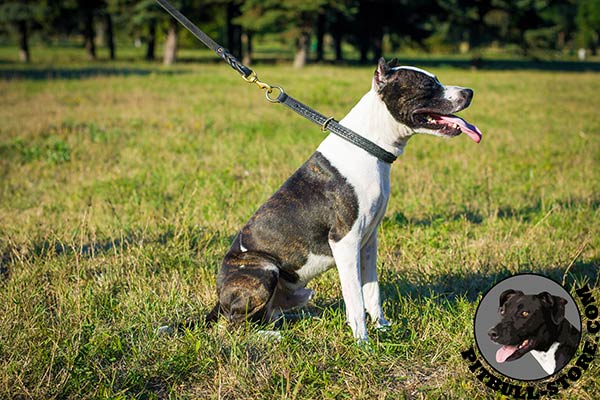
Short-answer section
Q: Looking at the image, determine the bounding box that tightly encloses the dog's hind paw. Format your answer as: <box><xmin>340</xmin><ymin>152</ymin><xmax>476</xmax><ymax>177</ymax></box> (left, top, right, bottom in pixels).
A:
<box><xmin>156</xmin><ymin>324</ymin><xmax>175</xmax><ymax>336</ymax></box>
<box><xmin>256</xmin><ymin>330</ymin><xmax>283</xmax><ymax>342</ymax></box>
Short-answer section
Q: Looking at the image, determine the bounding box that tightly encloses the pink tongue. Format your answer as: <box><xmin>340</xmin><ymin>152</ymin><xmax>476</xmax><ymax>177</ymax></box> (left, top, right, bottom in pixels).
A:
<box><xmin>438</xmin><ymin>115</ymin><xmax>482</xmax><ymax>143</ymax></box>
<box><xmin>496</xmin><ymin>345</ymin><xmax>518</xmax><ymax>363</ymax></box>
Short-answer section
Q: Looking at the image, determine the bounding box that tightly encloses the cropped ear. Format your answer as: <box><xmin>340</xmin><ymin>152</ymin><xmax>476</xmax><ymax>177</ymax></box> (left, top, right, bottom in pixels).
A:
<box><xmin>387</xmin><ymin>58</ymin><xmax>400</xmax><ymax>68</ymax></box>
<box><xmin>499</xmin><ymin>289</ymin><xmax>523</xmax><ymax>308</ymax></box>
<box><xmin>373</xmin><ymin>57</ymin><xmax>396</xmax><ymax>91</ymax></box>
<box><xmin>538</xmin><ymin>292</ymin><xmax>567</xmax><ymax>325</ymax></box>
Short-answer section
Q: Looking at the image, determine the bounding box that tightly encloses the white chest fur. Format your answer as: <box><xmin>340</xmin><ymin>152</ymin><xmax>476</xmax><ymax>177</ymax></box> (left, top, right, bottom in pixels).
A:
<box><xmin>317</xmin><ymin>89</ymin><xmax>409</xmax><ymax>244</ymax></box>
<box><xmin>295</xmin><ymin>253</ymin><xmax>335</xmax><ymax>285</ymax></box>
<box><xmin>530</xmin><ymin>342</ymin><xmax>560</xmax><ymax>374</ymax></box>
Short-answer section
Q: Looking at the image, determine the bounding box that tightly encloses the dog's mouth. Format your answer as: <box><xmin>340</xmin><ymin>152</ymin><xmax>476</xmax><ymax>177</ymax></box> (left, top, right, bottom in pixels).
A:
<box><xmin>495</xmin><ymin>338</ymin><xmax>535</xmax><ymax>363</ymax></box>
<box><xmin>414</xmin><ymin>111</ymin><xmax>482</xmax><ymax>143</ymax></box>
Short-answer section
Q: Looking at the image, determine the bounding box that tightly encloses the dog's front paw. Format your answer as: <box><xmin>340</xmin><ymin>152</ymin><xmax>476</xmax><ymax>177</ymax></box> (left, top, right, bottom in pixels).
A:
<box><xmin>375</xmin><ymin>317</ymin><xmax>392</xmax><ymax>331</ymax></box>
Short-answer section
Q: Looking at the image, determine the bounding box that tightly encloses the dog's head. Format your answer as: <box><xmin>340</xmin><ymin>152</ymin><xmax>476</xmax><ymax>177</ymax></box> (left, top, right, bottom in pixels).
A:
<box><xmin>373</xmin><ymin>58</ymin><xmax>482</xmax><ymax>143</ymax></box>
<box><xmin>488</xmin><ymin>290</ymin><xmax>567</xmax><ymax>364</ymax></box>
<box><xmin>217</xmin><ymin>262</ymin><xmax>278</xmax><ymax>324</ymax></box>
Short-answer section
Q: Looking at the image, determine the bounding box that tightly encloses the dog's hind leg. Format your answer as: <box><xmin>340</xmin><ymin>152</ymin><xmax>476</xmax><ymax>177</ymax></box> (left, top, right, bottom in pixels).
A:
<box><xmin>360</xmin><ymin>232</ymin><xmax>391</xmax><ymax>329</ymax></box>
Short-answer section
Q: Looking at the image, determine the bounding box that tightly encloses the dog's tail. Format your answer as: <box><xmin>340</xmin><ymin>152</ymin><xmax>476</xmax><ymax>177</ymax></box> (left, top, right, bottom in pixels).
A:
<box><xmin>205</xmin><ymin>301</ymin><xmax>221</xmax><ymax>325</ymax></box>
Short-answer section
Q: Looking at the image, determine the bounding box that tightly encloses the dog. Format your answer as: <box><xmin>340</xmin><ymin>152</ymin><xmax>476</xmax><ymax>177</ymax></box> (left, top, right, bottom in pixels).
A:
<box><xmin>488</xmin><ymin>289</ymin><xmax>580</xmax><ymax>375</ymax></box>
<box><xmin>207</xmin><ymin>58</ymin><xmax>482</xmax><ymax>342</ymax></box>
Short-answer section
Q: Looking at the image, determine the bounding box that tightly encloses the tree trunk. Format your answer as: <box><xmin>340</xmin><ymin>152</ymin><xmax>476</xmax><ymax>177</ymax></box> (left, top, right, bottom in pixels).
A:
<box><xmin>105</xmin><ymin>13</ymin><xmax>115</xmax><ymax>60</ymax></box>
<box><xmin>17</xmin><ymin>20</ymin><xmax>30</xmax><ymax>63</ymax></box>
<box><xmin>163</xmin><ymin>18</ymin><xmax>177</xmax><ymax>65</ymax></box>
<box><xmin>294</xmin><ymin>30</ymin><xmax>310</xmax><ymax>68</ymax></box>
<box><xmin>84</xmin><ymin>11</ymin><xmax>96</xmax><ymax>60</ymax></box>
<box><xmin>358</xmin><ymin>3</ymin><xmax>370</xmax><ymax>64</ymax></box>
<box><xmin>372</xmin><ymin>29</ymin><xmax>383</xmax><ymax>64</ymax></box>
<box><xmin>226</xmin><ymin>2</ymin><xmax>242</xmax><ymax>59</ymax></box>
<box><xmin>146</xmin><ymin>19</ymin><xmax>156</xmax><ymax>60</ymax></box>
<box><xmin>332</xmin><ymin>11</ymin><xmax>343</xmax><ymax>62</ymax></box>
<box><xmin>557</xmin><ymin>31</ymin><xmax>565</xmax><ymax>50</ymax></box>
<box><xmin>315</xmin><ymin>11</ymin><xmax>326</xmax><ymax>62</ymax></box>
<box><xmin>242</xmin><ymin>31</ymin><xmax>252</xmax><ymax>65</ymax></box>
<box><xmin>591</xmin><ymin>31</ymin><xmax>599</xmax><ymax>56</ymax></box>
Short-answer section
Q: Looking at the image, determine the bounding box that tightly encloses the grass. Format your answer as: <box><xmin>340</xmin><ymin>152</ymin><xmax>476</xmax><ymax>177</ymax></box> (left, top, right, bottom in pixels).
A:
<box><xmin>0</xmin><ymin>46</ymin><xmax>599</xmax><ymax>399</ymax></box>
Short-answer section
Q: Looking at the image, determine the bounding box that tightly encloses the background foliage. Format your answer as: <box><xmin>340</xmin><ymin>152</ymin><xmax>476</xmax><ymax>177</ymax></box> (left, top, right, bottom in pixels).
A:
<box><xmin>0</xmin><ymin>0</ymin><xmax>599</xmax><ymax>65</ymax></box>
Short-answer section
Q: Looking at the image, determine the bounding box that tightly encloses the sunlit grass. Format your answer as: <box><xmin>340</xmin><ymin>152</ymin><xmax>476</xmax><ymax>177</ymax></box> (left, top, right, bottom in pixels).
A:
<box><xmin>0</xmin><ymin>47</ymin><xmax>599</xmax><ymax>399</ymax></box>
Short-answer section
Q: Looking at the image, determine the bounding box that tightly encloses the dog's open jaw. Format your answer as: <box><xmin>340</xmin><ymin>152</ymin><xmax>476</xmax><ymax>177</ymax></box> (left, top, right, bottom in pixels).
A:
<box><xmin>375</xmin><ymin>58</ymin><xmax>483</xmax><ymax>143</ymax></box>
<box><xmin>416</xmin><ymin>112</ymin><xmax>482</xmax><ymax>143</ymax></box>
<box><xmin>495</xmin><ymin>338</ymin><xmax>535</xmax><ymax>363</ymax></box>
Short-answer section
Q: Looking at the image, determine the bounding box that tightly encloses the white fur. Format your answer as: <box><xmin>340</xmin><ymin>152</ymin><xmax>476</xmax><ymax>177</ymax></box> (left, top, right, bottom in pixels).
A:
<box><xmin>307</xmin><ymin>73</ymin><xmax>457</xmax><ymax>341</ymax></box>
<box><xmin>360</xmin><ymin>231</ymin><xmax>390</xmax><ymax>328</ymax></box>
<box><xmin>316</xmin><ymin>86</ymin><xmax>411</xmax><ymax>341</ymax></box>
<box><xmin>531</xmin><ymin>342</ymin><xmax>560</xmax><ymax>374</ymax></box>
<box><xmin>239</xmin><ymin>234</ymin><xmax>248</xmax><ymax>252</ymax></box>
<box><xmin>444</xmin><ymin>85</ymin><xmax>467</xmax><ymax>102</ymax></box>
<box><xmin>295</xmin><ymin>253</ymin><xmax>335</xmax><ymax>285</ymax></box>
<box><xmin>262</xmin><ymin>263</ymin><xmax>279</xmax><ymax>273</ymax></box>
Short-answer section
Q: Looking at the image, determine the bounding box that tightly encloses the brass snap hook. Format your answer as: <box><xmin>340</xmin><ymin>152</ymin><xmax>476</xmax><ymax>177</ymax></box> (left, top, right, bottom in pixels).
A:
<box><xmin>242</xmin><ymin>71</ymin><xmax>272</xmax><ymax>92</ymax></box>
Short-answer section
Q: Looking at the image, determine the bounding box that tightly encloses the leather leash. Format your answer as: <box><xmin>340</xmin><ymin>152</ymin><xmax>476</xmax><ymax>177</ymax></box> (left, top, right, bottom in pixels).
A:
<box><xmin>155</xmin><ymin>0</ymin><xmax>397</xmax><ymax>164</ymax></box>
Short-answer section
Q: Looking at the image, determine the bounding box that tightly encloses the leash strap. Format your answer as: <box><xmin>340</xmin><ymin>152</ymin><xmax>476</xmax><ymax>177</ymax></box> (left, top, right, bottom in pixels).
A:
<box><xmin>155</xmin><ymin>0</ymin><xmax>397</xmax><ymax>164</ymax></box>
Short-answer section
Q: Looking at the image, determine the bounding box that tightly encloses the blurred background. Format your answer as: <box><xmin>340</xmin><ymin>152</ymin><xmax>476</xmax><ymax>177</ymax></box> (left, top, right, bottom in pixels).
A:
<box><xmin>0</xmin><ymin>0</ymin><xmax>599</xmax><ymax>68</ymax></box>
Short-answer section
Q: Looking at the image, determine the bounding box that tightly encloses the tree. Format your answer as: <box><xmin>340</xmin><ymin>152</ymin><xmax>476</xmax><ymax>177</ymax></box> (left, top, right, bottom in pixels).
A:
<box><xmin>164</xmin><ymin>16</ymin><xmax>178</xmax><ymax>65</ymax></box>
<box><xmin>156</xmin><ymin>1</ymin><xmax>224</xmax><ymax>66</ymax></box>
<box><xmin>0</xmin><ymin>1</ymin><xmax>45</xmax><ymax>62</ymax></box>
<box><xmin>226</xmin><ymin>1</ymin><xmax>243</xmax><ymax>59</ymax></box>
<box><xmin>238</xmin><ymin>0</ymin><xmax>330</xmax><ymax>68</ymax></box>
<box><xmin>128</xmin><ymin>0</ymin><xmax>163</xmax><ymax>61</ymax></box>
<box><xmin>70</xmin><ymin>0</ymin><xmax>104</xmax><ymax>60</ymax></box>
<box><xmin>577</xmin><ymin>0</ymin><xmax>600</xmax><ymax>55</ymax></box>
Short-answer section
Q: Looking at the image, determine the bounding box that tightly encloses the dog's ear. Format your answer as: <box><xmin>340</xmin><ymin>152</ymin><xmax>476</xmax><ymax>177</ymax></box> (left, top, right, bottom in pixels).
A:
<box><xmin>499</xmin><ymin>289</ymin><xmax>523</xmax><ymax>308</ymax></box>
<box><xmin>374</xmin><ymin>57</ymin><xmax>395</xmax><ymax>91</ymax></box>
<box><xmin>538</xmin><ymin>292</ymin><xmax>567</xmax><ymax>325</ymax></box>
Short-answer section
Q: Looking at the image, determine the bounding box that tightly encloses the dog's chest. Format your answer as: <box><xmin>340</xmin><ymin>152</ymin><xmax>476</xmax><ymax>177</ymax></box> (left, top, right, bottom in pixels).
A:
<box><xmin>530</xmin><ymin>342</ymin><xmax>560</xmax><ymax>374</ymax></box>
<box><xmin>294</xmin><ymin>253</ymin><xmax>335</xmax><ymax>285</ymax></box>
<box><xmin>342</xmin><ymin>155</ymin><xmax>391</xmax><ymax>242</ymax></box>
<box><xmin>318</xmin><ymin>136</ymin><xmax>391</xmax><ymax>230</ymax></box>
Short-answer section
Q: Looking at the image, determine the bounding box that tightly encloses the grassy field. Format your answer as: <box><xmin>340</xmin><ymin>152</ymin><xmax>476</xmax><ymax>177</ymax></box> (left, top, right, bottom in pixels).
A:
<box><xmin>1</xmin><ymin>46</ymin><xmax>599</xmax><ymax>399</ymax></box>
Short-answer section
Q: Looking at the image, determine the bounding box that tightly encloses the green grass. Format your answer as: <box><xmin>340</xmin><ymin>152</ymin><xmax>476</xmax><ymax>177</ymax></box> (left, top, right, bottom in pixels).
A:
<box><xmin>1</xmin><ymin>46</ymin><xmax>599</xmax><ymax>399</ymax></box>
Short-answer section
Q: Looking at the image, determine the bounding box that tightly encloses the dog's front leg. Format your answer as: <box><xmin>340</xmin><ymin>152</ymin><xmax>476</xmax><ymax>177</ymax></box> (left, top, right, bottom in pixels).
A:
<box><xmin>330</xmin><ymin>236</ymin><xmax>368</xmax><ymax>342</ymax></box>
<box><xmin>360</xmin><ymin>231</ymin><xmax>391</xmax><ymax>329</ymax></box>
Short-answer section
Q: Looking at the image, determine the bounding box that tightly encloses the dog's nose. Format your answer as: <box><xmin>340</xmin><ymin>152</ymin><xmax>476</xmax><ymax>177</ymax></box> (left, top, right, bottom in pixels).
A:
<box><xmin>460</xmin><ymin>88</ymin><xmax>473</xmax><ymax>107</ymax></box>
<box><xmin>488</xmin><ymin>327</ymin><xmax>499</xmax><ymax>341</ymax></box>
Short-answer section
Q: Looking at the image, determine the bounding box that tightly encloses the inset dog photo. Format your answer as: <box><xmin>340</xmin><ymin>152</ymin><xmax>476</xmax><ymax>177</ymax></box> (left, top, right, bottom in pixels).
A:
<box><xmin>474</xmin><ymin>274</ymin><xmax>581</xmax><ymax>381</ymax></box>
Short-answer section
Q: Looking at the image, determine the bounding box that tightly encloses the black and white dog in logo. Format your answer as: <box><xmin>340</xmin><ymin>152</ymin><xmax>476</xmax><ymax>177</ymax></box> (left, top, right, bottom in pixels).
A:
<box><xmin>488</xmin><ymin>290</ymin><xmax>580</xmax><ymax>375</ymax></box>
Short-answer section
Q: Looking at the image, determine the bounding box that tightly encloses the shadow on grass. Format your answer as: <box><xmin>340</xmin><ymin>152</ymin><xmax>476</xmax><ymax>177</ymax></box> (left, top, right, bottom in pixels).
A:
<box><xmin>0</xmin><ymin>249</ymin><xmax>10</xmax><ymax>283</ymax></box>
<box><xmin>0</xmin><ymin>66</ymin><xmax>188</xmax><ymax>80</ymax></box>
<box><xmin>390</xmin><ymin>196</ymin><xmax>600</xmax><ymax>227</ymax></box>
<box><xmin>2</xmin><ymin>220</ymin><xmax>596</xmax><ymax>321</ymax></box>
<box><xmin>0</xmin><ymin>226</ymin><xmax>231</xmax><ymax>284</ymax></box>
<box><xmin>149</xmin><ymin>54</ymin><xmax>600</xmax><ymax>72</ymax></box>
<box><xmin>1</xmin><ymin>56</ymin><xmax>598</xmax><ymax>81</ymax></box>
<box><xmin>380</xmin><ymin>260</ymin><xmax>599</xmax><ymax>307</ymax></box>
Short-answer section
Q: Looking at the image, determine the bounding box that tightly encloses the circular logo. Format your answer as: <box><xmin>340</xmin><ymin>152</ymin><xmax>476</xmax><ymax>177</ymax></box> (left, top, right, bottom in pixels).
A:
<box><xmin>474</xmin><ymin>274</ymin><xmax>581</xmax><ymax>381</ymax></box>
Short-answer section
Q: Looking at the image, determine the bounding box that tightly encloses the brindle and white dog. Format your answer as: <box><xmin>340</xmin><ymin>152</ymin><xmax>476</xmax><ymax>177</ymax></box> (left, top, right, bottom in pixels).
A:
<box><xmin>207</xmin><ymin>58</ymin><xmax>482</xmax><ymax>341</ymax></box>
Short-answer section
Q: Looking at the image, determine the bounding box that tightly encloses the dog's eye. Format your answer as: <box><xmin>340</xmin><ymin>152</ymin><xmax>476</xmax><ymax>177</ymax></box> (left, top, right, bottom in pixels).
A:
<box><xmin>521</xmin><ymin>311</ymin><xmax>529</xmax><ymax>317</ymax></box>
